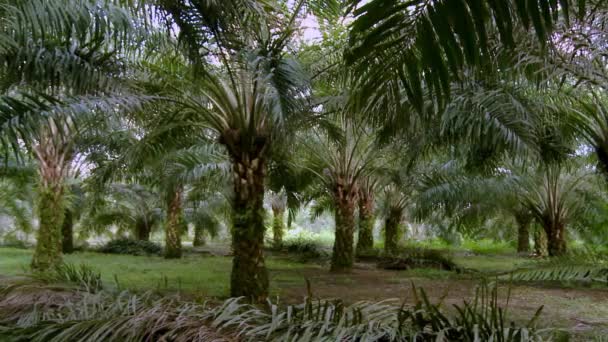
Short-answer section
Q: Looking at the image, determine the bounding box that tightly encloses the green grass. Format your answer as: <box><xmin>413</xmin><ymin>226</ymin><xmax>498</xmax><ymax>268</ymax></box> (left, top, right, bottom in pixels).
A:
<box><xmin>0</xmin><ymin>247</ymin><xmax>313</xmax><ymax>298</ymax></box>
<box><xmin>453</xmin><ymin>255</ymin><xmax>530</xmax><ymax>273</ymax></box>
<box><xmin>403</xmin><ymin>238</ymin><xmax>516</xmax><ymax>256</ymax></box>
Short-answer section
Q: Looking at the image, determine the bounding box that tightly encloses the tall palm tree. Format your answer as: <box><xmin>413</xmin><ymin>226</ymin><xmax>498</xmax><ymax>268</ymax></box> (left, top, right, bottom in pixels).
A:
<box><xmin>0</xmin><ymin>0</ymin><xmax>145</xmax><ymax>270</ymax></box>
<box><xmin>154</xmin><ymin>0</ymin><xmax>310</xmax><ymax>300</ymax></box>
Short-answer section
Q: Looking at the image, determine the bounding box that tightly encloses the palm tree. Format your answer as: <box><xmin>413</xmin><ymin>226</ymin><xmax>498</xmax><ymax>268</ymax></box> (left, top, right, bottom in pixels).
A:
<box><xmin>355</xmin><ymin>176</ymin><xmax>378</xmax><ymax>256</ymax></box>
<box><xmin>416</xmin><ymin>158</ymin><xmax>596</xmax><ymax>257</ymax></box>
<box><xmin>302</xmin><ymin>118</ymin><xmax>381</xmax><ymax>271</ymax></box>
<box><xmin>517</xmin><ymin>164</ymin><xmax>595</xmax><ymax>256</ymax></box>
<box><xmin>83</xmin><ymin>183</ymin><xmax>164</xmax><ymax>241</ymax></box>
<box><xmin>154</xmin><ymin>1</ymin><xmax>310</xmax><ymax>300</ymax></box>
<box><xmin>377</xmin><ymin>168</ymin><xmax>418</xmax><ymax>255</ymax></box>
<box><xmin>0</xmin><ymin>0</ymin><xmax>144</xmax><ymax>270</ymax></box>
<box><xmin>268</xmin><ymin>190</ymin><xmax>287</xmax><ymax>247</ymax></box>
<box><xmin>186</xmin><ymin>188</ymin><xmax>228</xmax><ymax>247</ymax></box>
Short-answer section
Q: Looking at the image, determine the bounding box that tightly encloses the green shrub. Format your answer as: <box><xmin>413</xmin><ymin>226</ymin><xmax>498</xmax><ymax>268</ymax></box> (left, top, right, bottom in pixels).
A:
<box><xmin>462</xmin><ymin>238</ymin><xmax>515</xmax><ymax>255</ymax></box>
<box><xmin>98</xmin><ymin>238</ymin><xmax>162</xmax><ymax>256</ymax></box>
<box><xmin>281</xmin><ymin>237</ymin><xmax>330</xmax><ymax>262</ymax></box>
<box><xmin>0</xmin><ymin>233</ymin><xmax>29</xmax><ymax>249</ymax></box>
<box><xmin>379</xmin><ymin>246</ymin><xmax>458</xmax><ymax>271</ymax></box>
<box><xmin>32</xmin><ymin>262</ymin><xmax>104</xmax><ymax>293</ymax></box>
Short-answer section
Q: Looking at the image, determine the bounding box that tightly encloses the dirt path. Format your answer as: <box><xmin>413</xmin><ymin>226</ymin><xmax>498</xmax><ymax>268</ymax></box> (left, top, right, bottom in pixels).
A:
<box><xmin>275</xmin><ymin>264</ymin><xmax>608</xmax><ymax>337</ymax></box>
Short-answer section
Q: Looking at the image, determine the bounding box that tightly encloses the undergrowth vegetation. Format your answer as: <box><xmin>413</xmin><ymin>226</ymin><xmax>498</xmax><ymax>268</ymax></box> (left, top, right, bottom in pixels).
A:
<box><xmin>97</xmin><ymin>238</ymin><xmax>162</xmax><ymax>256</ymax></box>
<box><xmin>0</xmin><ymin>271</ymin><xmax>557</xmax><ymax>342</ymax></box>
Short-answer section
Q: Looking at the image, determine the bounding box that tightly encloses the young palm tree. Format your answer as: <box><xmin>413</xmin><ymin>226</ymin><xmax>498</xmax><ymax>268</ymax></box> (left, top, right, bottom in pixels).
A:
<box><xmin>517</xmin><ymin>164</ymin><xmax>595</xmax><ymax>256</ymax></box>
<box><xmin>83</xmin><ymin>183</ymin><xmax>164</xmax><ymax>241</ymax></box>
<box><xmin>268</xmin><ymin>190</ymin><xmax>287</xmax><ymax>247</ymax></box>
<box><xmin>377</xmin><ymin>169</ymin><xmax>417</xmax><ymax>255</ymax></box>
<box><xmin>355</xmin><ymin>176</ymin><xmax>377</xmax><ymax>256</ymax></box>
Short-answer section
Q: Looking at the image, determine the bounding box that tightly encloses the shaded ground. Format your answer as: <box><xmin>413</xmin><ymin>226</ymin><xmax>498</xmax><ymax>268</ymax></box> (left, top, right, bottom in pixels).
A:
<box><xmin>1</xmin><ymin>246</ymin><xmax>607</xmax><ymax>338</ymax></box>
<box><xmin>275</xmin><ymin>263</ymin><xmax>608</xmax><ymax>337</ymax></box>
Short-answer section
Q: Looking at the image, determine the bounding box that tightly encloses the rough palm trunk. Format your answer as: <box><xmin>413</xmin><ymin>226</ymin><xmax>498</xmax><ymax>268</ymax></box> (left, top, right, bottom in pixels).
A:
<box><xmin>61</xmin><ymin>209</ymin><xmax>74</xmax><ymax>254</ymax></box>
<box><xmin>514</xmin><ymin>212</ymin><xmax>531</xmax><ymax>253</ymax></box>
<box><xmin>229</xmin><ymin>150</ymin><xmax>269</xmax><ymax>301</ymax></box>
<box><xmin>533</xmin><ymin>225</ymin><xmax>548</xmax><ymax>257</ymax></box>
<box><xmin>32</xmin><ymin>183</ymin><xmax>65</xmax><ymax>270</ymax></box>
<box><xmin>356</xmin><ymin>190</ymin><xmax>374</xmax><ymax>256</ymax></box>
<box><xmin>164</xmin><ymin>187</ymin><xmax>183</xmax><ymax>259</ymax></box>
<box><xmin>543</xmin><ymin>219</ymin><xmax>567</xmax><ymax>257</ymax></box>
<box><xmin>193</xmin><ymin>225</ymin><xmax>206</xmax><ymax>247</ymax></box>
<box><xmin>384</xmin><ymin>208</ymin><xmax>402</xmax><ymax>255</ymax></box>
<box><xmin>135</xmin><ymin>219</ymin><xmax>151</xmax><ymax>241</ymax></box>
<box><xmin>271</xmin><ymin>206</ymin><xmax>285</xmax><ymax>247</ymax></box>
<box><xmin>330</xmin><ymin>182</ymin><xmax>357</xmax><ymax>272</ymax></box>
<box><xmin>31</xmin><ymin>137</ymin><xmax>70</xmax><ymax>271</ymax></box>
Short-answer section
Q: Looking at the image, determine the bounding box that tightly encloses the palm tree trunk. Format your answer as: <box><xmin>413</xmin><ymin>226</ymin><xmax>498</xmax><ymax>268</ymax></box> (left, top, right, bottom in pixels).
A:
<box><xmin>229</xmin><ymin>152</ymin><xmax>269</xmax><ymax>301</ymax></box>
<box><xmin>31</xmin><ymin>140</ymin><xmax>69</xmax><ymax>271</ymax></box>
<box><xmin>534</xmin><ymin>224</ymin><xmax>548</xmax><ymax>257</ymax></box>
<box><xmin>384</xmin><ymin>208</ymin><xmax>402</xmax><ymax>255</ymax></box>
<box><xmin>514</xmin><ymin>212</ymin><xmax>531</xmax><ymax>253</ymax></box>
<box><xmin>31</xmin><ymin>182</ymin><xmax>65</xmax><ymax>270</ymax></box>
<box><xmin>544</xmin><ymin>220</ymin><xmax>567</xmax><ymax>257</ymax></box>
<box><xmin>61</xmin><ymin>209</ymin><xmax>74</xmax><ymax>254</ymax></box>
<box><xmin>330</xmin><ymin>183</ymin><xmax>357</xmax><ymax>272</ymax></box>
<box><xmin>272</xmin><ymin>206</ymin><xmax>285</xmax><ymax>247</ymax></box>
<box><xmin>193</xmin><ymin>225</ymin><xmax>206</xmax><ymax>247</ymax></box>
<box><xmin>356</xmin><ymin>191</ymin><xmax>374</xmax><ymax>256</ymax></box>
<box><xmin>135</xmin><ymin>219</ymin><xmax>151</xmax><ymax>241</ymax></box>
<box><xmin>164</xmin><ymin>186</ymin><xmax>183</xmax><ymax>259</ymax></box>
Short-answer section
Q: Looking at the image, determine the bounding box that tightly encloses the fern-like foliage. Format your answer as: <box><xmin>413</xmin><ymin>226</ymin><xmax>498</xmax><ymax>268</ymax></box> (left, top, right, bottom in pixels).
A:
<box><xmin>0</xmin><ymin>278</ymin><xmax>556</xmax><ymax>341</ymax></box>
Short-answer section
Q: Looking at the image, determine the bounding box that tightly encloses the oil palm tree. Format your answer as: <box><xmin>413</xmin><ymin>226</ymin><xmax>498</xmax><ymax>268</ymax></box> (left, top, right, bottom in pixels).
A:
<box><xmin>377</xmin><ymin>168</ymin><xmax>418</xmax><ymax>256</ymax></box>
<box><xmin>302</xmin><ymin>118</ymin><xmax>382</xmax><ymax>271</ymax></box>
<box><xmin>417</xmin><ymin>158</ymin><xmax>597</xmax><ymax>257</ymax></box>
<box><xmin>154</xmin><ymin>0</ymin><xmax>310</xmax><ymax>300</ymax></box>
<box><xmin>0</xmin><ymin>0</ymin><xmax>145</xmax><ymax>270</ymax></box>
<box><xmin>355</xmin><ymin>176</ymin><xmax>378</xmax><ymax>256</ymax></box>
<box><xmin>83</xmin><ymin>182</ymin><xmax>164</xmax><ymax>241</ymax></box>
<box><xmin>268</xmin><ymin>190</ymin><xmax>287</xmax><ymax>247</ymax></box>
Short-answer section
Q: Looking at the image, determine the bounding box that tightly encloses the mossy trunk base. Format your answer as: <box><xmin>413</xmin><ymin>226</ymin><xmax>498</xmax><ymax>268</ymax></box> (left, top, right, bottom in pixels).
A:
<box><xmin>534</xmin><ymin>226</ymin><xmax>548</xmax><ymax>257</ymax></box>
<box><xmin>515</xmin><ymin>214</ymin><xmax>531</xmax><ymax>253</ymax></box>
<box><xmin>356</xmin><ymin>193</ymin><xmax>374</xmax><ymax>256</ymax></box>
<box><xmin>193</xmin><ymin>225</ymin><xmax>206</xmax><ymax>247</ymax></box>
<box><xmin>545</xmin><ymin>222</ymin><xmax>567</xmax><ymax>257</ymax></box>
<box><xmin>135</xmin><ymin>219</ymin><xmax>151</xmax><ymax>241</ymax></box>
<box><xmin>330</xmin><ymin>186</ymin><xmax>356</xmax><ymax>272</ymax></box>
<box><xmin>384</xmin><ymin>209</ymin><xmax>402</xmax><ymax>256</ymax></box>
<box><xmin>32</xmin><ymin>186</ymin><xmax>65</xmax><ymax>271</ymax></box>
<box><xmin>164</xmin><ymin>188</ymin><xmax>183</xmax><ymax>259</ymax></box>
<box><xmin>272</xmin><ymin>207</ymin><xmax>285</xmax><ymax>248</ymax></box>
<box><xmin>229</xmin><ymin>153</ymin><xmax>269</xmax><ymax>302</ymax></box>
<box><xmin>61</xmin><ymin>209</ymin><xmax>74</xmax><ymax>254</ymax></box>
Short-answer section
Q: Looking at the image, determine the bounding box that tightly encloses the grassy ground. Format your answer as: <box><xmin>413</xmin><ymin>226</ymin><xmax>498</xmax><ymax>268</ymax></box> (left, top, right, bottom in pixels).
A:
<box><xmin>1</xmin><ymin>246</ymin><xmax>607</xmax><ymax>338</ymax></box>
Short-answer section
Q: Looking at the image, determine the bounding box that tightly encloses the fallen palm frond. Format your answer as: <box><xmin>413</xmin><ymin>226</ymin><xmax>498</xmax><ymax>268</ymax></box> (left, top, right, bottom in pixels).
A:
<box><xmin>0</xmin><ymin>275</ymin><xmax>556</xmax><ymax>341</ymax></box>
<box><xmin>499</xmin><ymin>253</ymin><xmax>608</xmax><ymax>285</ymax></box>
<box><xmin>501</xmin><ymin>264</ymin><xmax>608</xmax><ymax>285</ymax></box>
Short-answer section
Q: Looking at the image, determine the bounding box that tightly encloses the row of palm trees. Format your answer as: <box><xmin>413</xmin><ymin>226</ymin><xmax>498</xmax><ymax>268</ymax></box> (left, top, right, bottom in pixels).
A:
<box><xmin>1</xmin><ymin>0</ymin><xmax>608</xmax><ymax>302</ymax></box>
